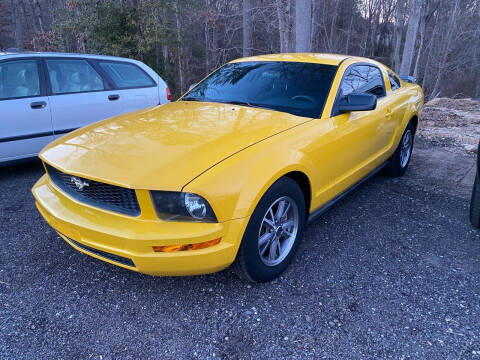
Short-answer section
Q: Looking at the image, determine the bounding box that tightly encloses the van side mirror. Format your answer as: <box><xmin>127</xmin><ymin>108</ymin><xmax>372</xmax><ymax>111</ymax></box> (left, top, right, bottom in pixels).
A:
<box><xmin>338</xmin><ymin>94</ymin><xmax>377</xmax><ymax>113</ymax></box>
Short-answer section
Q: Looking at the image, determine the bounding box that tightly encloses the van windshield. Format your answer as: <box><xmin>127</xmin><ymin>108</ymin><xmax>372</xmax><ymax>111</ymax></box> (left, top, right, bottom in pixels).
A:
<box><xmin>182</xmin><ymin>61</ymin><xmax>338</xmax><ymax>118</ymax></box>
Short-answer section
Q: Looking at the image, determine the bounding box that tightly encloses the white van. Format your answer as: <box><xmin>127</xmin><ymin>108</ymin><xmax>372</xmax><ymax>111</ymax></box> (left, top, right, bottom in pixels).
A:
<box><xmin>0</xmin><ymin>52</ymin><xmax>171</xmax><ymax>163</ymax></box>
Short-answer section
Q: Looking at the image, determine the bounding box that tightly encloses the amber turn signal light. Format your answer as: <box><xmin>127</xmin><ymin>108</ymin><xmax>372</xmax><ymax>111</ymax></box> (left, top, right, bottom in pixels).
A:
<box><xmin>153</xmin><ymin>238</ymin><xmax>221</xmax><ymax>252</ymax></box>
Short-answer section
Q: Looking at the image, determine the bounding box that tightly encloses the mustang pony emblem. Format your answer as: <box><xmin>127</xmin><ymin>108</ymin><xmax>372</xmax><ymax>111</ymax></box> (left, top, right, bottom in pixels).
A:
<box><xmin>70</xmin><ymin>176</ymin><xmax>90</xmax><ymax>191</ymax></box>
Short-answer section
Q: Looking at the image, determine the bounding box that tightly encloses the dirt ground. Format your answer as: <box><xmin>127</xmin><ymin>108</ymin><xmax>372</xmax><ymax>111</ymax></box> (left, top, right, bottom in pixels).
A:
<box><xmin>419</xmin><ymin>97</ymin><xmax>480</xmax><ymax>153</ymax></box>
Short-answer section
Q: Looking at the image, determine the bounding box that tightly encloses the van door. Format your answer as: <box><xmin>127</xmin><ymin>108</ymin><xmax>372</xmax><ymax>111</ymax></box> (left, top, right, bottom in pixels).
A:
<box><xmin>95</xmin><ymin>60</ymin><xmax>159</xmax><ymax>113</ymax></box>
<box><xmin>0</xmin><ymin>58</ymin><xmax>53</xmax><ymax>162</ymax></box>
<box><xmin>44</xmin><ymin>58</ymin><xmax>125</xmax><ymax>138</ymax></box>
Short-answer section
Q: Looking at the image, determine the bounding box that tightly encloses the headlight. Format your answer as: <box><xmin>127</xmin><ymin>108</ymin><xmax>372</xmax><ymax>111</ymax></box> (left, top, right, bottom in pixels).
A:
<box><xmin>150</xmin><ymin>191</ymin><xmax>217</xmax><ymax>222</ymax></box>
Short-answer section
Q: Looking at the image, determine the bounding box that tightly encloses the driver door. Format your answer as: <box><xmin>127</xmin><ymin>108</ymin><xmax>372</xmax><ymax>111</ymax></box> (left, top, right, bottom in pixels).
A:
<box><xmin>331</xmin><ymin>64</ymin><xmax>391</xmax><ymax>192</ymax></box>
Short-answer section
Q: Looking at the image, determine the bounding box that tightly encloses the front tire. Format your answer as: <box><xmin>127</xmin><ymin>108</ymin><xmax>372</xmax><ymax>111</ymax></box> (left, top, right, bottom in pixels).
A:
<box><xmin>232</xmin><ymin>177</ymin><xmax>306</xmax><ymax>282</ymax></box>
<box><xmin>470</xmin><ymin>173</ymin><xmax>480</xmax><ymax>228</ymax></box>
<box><xmin>386</xmin><ymin>122</ymin><xmax>415</xmax><ymax>177</ymax></box>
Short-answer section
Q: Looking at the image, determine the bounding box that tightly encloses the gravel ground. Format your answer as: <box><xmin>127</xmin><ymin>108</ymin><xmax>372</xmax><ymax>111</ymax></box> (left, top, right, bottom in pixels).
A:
<box><xmin>1</xmin><ymin>139</ymin><xmax>479</xmax><ymax>360</ymax></box>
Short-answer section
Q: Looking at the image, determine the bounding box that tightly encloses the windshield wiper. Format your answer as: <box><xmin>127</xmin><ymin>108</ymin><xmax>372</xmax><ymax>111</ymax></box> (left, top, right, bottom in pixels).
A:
<box><xmin>182</xmin><ymin>96</ymin><xmax>206</xmax><ymax>102</ymax></box>
<box><xmin>182</xmin><ymin>98</ymin><xmax>275</xmax><ymax>112</ymax></box>
<box><xmin>221</xmin><ymin>100</ymin><xmax>253</xmax><ymax>107</ymax></box>
<box><xmin>218</xmin><ymin>100</ymin><xmax>275</xmax><ymax>111</ymax></box>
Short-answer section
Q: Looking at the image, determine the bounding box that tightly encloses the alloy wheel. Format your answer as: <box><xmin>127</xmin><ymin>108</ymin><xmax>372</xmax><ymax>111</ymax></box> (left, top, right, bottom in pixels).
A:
<box><xmin>400</xmin><ymin>129</ymin><xmax>413</xmax><ymax>168</ymax></box>
<box><xmin>257</xmin><ymin>196</ymin><xmax>299</xmax><ymax>266</ymax></box>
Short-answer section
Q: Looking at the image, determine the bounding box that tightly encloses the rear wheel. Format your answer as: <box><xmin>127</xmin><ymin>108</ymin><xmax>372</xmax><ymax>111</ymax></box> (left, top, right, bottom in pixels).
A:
<box><xmin>232</xmin><ymin>177</ymin><xmax>306</xmax><ymax>282</ymax></box>
<box><xmin>470</xmin><ymin>173</ymin><xmax>480</xmax><ymax>228</ymax></box>
<box><xmin>386</xmin><ymin>122</ymin><xmax>415</xmax><ymax>177</ymax></box>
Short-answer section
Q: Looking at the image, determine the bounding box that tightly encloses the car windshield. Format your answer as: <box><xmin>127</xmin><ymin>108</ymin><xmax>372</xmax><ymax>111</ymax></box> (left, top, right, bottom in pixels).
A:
<box><xmin>182</xmin><ymin>61</ymin><xmax>338</xmax><ymax>118</ymax></box>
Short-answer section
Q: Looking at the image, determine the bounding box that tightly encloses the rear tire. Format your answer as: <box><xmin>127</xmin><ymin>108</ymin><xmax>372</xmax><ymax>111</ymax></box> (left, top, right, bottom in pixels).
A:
<box><xmin>386</xmin><ymin>122</ymin><xmax>415</xmax><ymax>177</ymax></box>
<box><xmin>470</xmin><ymin>173</ymin><xmax>480</xmax><ymax>228</ymax></box>
<box><xmin>232</xmin><ymin>177</ymin><xmax>306</xmax><ymax>282</ymax></box>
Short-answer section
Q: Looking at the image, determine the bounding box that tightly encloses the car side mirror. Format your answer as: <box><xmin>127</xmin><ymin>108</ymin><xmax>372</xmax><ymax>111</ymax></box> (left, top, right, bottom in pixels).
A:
<box><xmin>337</xmin><ymin>94</ymin><xmax>377</xmax><ymax>113</ymax></box>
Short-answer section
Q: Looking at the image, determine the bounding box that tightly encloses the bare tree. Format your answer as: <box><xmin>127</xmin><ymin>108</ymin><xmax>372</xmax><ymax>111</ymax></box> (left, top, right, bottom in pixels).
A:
<box><xmin>393</xmin><ymin>0</ymin><xmax>405</xmax><ymax>72</ymax></box>
<box><xmin>11</xmin><ymin>0</ymin><xmax>24</xmax><ymax>50</ymax></box>
<box><xmin>399</xmin><ymin>0</ymin><xmax>423</xmax><ymax>76</ymax></box>
<box><xmin>276</xmin><ymin>0</ymin><xmax>289</xmax><ymax>52</ymax></box>
<box><xmin>430</xmin><ymin>0</ymin><xmax>459</xmax><ymax>97</ymax></box>
<box><xmin>295</xmin><ymin>0</ymin><xmax>311</xmax><ymax>52</ymax></box>
<box><xmin>3</xmin><ymin>0</ymin><xmax>478</xmax><ymax>99</ymax></box>
<box><xmin>174</xmin><ymin>1</ymin><xmax>184</xmax><ymax>93</ymax></box>
<box><xmin>242</xmin><ymin>0</ymin><xmax>252</xmax><ymax>57</ymax></box>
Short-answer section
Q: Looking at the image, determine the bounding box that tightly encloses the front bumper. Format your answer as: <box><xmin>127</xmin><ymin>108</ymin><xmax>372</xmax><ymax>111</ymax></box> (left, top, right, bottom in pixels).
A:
<box><xmin>32</xmin><ymin>174</ymin><xmax>248</xmax><ymax>276</ymax></box>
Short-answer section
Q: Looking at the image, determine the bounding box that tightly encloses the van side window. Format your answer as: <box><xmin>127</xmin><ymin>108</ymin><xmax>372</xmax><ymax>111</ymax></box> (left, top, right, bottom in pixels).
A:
<box><xmin>340</xmin><ymin>65</ymin><xmax>386</xmax><ymax>99</ymax></box>
<box><xmin>0</xmin><ymin>59</ymin><xmax>40</xmax><ymax>100</ymax></box>
<box><xmin>46</xmin><ymin>59</ymin><xmax>105</xmax><ymax>95</ymax></box>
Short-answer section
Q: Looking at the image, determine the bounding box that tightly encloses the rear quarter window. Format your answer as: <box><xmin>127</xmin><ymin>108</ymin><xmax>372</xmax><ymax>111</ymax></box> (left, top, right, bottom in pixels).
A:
<box><xmin>98</xmin><ymin>61</ymin><xmax>156</xmax><ymax>89</ymax></box>
<box><xmin>388</xmin><ymin>72</ymin><xmax>401</xmax><ymax>91</ymax></box>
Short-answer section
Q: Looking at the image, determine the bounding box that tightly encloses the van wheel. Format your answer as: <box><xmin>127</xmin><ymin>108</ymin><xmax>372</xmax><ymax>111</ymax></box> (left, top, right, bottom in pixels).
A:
<box><xmin>232</xmin><ymin>177</ymin><xmax>306</xmax><ymax>282</ymax></box>
<box><xmin>386</xmin><ymin>122</ymin><xmax>415</xmax><ymax>177</ymax></box>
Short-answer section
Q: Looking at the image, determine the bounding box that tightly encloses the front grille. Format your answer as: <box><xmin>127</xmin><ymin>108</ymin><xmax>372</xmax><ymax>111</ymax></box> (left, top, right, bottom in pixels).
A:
<box><xmin>45</xmin><ymin>164</ymin><xmax>140</xmax><ymax>216</ymax></box>
<box><xmin>60</xmin><ymin>233</ymin><xmax>135</xmax><ymax>267</ymax></box>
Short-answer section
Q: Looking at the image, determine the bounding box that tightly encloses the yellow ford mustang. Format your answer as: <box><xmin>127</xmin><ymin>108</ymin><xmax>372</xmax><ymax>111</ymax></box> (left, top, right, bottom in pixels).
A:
<box><xmin>32</xmin><ymin>53</ymin><xmax>423</xmax><ymax>282</ymax></box>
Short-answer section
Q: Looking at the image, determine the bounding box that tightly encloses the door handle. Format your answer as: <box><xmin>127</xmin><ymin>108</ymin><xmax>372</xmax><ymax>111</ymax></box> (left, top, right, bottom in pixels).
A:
<box><xmin>30</xmin><ymin>101</ymin><xmax>46</xmax><ymax>109</ymax></box>
<box><xmin>108</xmin><ymin>94</ymin><xmax>120</xmax><ymax>101</ymax></box>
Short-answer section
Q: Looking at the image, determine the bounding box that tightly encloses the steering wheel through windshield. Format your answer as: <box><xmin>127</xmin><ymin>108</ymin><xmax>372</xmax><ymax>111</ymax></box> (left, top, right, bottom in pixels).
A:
<box><xmin>289</xmin><ymin>95</ymin><xmax>318</xmax><ymax>105</ymax></box>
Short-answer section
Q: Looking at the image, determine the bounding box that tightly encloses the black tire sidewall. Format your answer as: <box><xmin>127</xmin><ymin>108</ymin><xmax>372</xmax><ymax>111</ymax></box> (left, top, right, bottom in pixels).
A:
<box><xmin>238</xmin><ymin>178</ymin><xmax>306</xmax><ymax>282</ymax></box>
<box><xmin>470</xmin><ymin>173</ymin><xmax>480</xmax><ymax>228</ymax></box>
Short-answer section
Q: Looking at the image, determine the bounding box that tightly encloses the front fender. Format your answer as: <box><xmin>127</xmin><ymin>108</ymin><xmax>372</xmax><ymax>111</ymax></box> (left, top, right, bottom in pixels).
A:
<box><xmin>182</xmin><ymin>139</ymin><xmax>315</xmax><ymax>222</ymax></box>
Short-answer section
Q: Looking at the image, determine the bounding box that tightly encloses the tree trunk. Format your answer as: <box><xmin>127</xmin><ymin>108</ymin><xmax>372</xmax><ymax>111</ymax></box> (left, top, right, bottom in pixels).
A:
<box><xmin>344</xmin><ymin>12</ymin><xmax>354</xmax><ymax>54</ymax></box>
<box><xmin>430</xmin><ymin>0</ymin><xmax>459</xmax><ymax>98</ymax></box>
<box><xmin>174</xmin><ymin>1</ymin><xmax>184</xmax><ymax>94</ymax></box>
<box><xmin>242</xmin><ymin>0</ymin><xmax>252</xmax><ymax>57</ymax></box>
<box><xmin>295</xmin><ymin>0</ymin><xmax>311</xmax><ymax>52</ymax></box>
<box><xmin>276</xmin><ymin>0</ymin><xmax>288</xmax><ymax>52</ymax></box>
<box><xmin>11</xmin><ymin>0</ymin><xmax>24</xmax><ymax>50</ymax></box>
<box><xmin>421</xmin><ymin>13</ymin><xmax>438</xmax><ymax>91</ymax></box>
<box><xmin>162</xmin><ymin>44</ymin><xmax>168</xmax><ymax>72</ymax></box>
<box><xmin>413</xmin><ymin>3</ymin><xmax>427</xmax><ymax>78</ymax></box>
<box><xmin>393</xmin><ymin>0</ymin><xmax>405</xmax><ymax>73</ymax></box>
<box><xmin>327</xmin><ymin>0</ymin><xmax>340</xmax><ymax>52</ymax></box>
<box><xmin>399</xmin><ymin>0</ymin><xmax>423</xmax><ymax>76</ymax></box>
<box><xmin>287</xmin><ymin>0</ymin><xmax>295</xmax><ymax>52</ymax></box>
<box><xmin>30</xmin><ymin>0</ymin><xmax>44</xmax><ymax>34</ymax></box>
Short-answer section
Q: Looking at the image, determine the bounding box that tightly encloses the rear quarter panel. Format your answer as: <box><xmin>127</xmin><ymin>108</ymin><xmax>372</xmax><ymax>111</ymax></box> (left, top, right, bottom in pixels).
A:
<box><xmin>398</xmin><ymin>82</ymin><xmax>423</xmax><ymax>136</ymax></box>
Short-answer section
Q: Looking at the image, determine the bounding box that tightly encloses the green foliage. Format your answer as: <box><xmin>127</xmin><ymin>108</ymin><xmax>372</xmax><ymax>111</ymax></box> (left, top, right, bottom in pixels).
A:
<box><xmin>50</xmin><ymin>0</ymin><xmax>179</xmax><ymax>95</ymax></box>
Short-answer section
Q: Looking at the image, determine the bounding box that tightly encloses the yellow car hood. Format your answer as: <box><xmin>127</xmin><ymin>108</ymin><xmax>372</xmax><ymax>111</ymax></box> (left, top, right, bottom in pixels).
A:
<box><xmin>40</xmin><ymin>101</ymin><xmax>309</xmax><ymax>190</ymax></box>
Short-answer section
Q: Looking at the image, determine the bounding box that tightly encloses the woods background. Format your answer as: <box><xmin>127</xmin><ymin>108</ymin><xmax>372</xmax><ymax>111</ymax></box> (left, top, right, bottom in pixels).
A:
<box><xmin>1</xmin><ymin>0</ymin><xmax>479</xmax><ymax>100</ymax></box>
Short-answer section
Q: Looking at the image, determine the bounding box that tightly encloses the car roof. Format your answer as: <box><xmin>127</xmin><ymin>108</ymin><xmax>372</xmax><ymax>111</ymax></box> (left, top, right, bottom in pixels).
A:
<box><xmin>230</xmin><ymin>53</ymin><xmax>380</xmax><ymax>66</ymax></box>
<box><xmin>0</xmin><ymin>51</ymin><xmax>134</xmax><ymax>62</ymax></box>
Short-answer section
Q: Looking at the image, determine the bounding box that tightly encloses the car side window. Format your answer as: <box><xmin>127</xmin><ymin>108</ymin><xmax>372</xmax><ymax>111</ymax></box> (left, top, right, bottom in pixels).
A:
<box><xmin>340</xmin><ymin>65</ymin><xmax>386</xmax><ymax>99</ymax></box>
<box><xmin>46</xmin><ymin>59</ymin><xmax>105</xmax><ymax>95</ymax></box>
<box><xmin>0</xmin><ymin>59</ymin><xmax>40</xmax><ymax>100</ymax></box>
<box><xmin>97</xmin><ymin>61</ymin><xmax>155</xmax><ymax>89</ymax></box>
<box><xmin>388</xmin><ymin>72</ymin><xmax>401</xmax><ymax>91</ymax></box>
